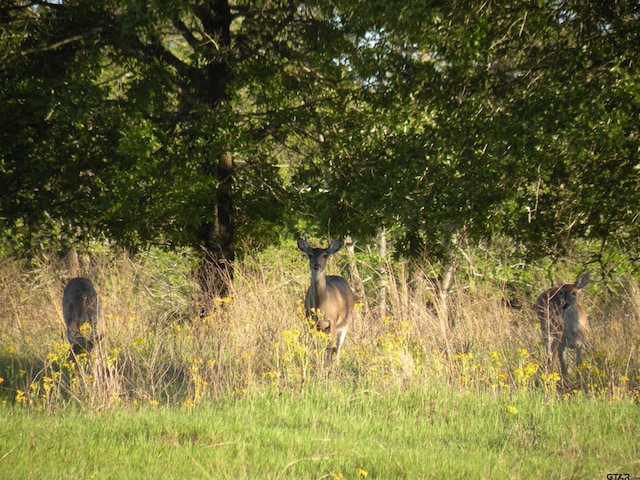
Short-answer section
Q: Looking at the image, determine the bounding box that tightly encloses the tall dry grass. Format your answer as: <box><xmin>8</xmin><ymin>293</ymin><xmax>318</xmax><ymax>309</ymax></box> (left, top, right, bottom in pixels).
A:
<box><xmin>0</xmin><ymin>244</ymin><xmax>638</xmax><ymax>411</ymax></box>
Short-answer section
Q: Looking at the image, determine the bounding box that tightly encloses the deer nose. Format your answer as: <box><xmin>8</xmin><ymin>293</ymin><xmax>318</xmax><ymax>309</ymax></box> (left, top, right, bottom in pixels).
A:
<box><xmin>313</xmin><ymin>264</ymin><xmax>321</xmax><ymax>271</ymax></box>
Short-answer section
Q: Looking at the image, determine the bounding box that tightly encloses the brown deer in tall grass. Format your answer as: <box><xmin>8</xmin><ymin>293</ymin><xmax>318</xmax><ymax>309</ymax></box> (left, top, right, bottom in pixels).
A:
<box><xmin>536</xmin><ymin>273</ymin><xmax>590</xmax><ymax>377</ymax></box>
<box><xmin>297</xmin><ymin>238</ymin><xmax>355</xmax><ymax>365</ymax></box>
<box><xmin>62</xmin><ymin>277</ymin><xmax>100</xmax><ymax>355</ymax></box>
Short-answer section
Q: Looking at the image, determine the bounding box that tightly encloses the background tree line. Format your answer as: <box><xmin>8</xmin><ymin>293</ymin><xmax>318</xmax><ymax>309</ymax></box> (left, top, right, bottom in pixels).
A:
<box><xmin>1</xmin><ymin>0</ymin><xmax>638</xmax><ymax>297</ymax></box>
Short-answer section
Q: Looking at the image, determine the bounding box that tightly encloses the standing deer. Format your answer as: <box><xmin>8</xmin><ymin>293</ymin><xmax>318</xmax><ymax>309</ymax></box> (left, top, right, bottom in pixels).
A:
<box><xmin>297</xmin><ymin>238</ymin><xmax>355</xmax><ymax>365</ymax></box>
<box><xmin>62</xmin><ymin>277</ymin><xmax>100</xmax><ymax>355</ymax></box>
<box><xmin>535</xmin><ymin>273</ymin><xmax>590</xmax><ymax>376</ymax></box>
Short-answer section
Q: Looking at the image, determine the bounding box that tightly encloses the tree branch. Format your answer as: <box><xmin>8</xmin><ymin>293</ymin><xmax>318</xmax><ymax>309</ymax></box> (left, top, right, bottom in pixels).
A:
<box><xmin>172</xmin><ymin>17</ymin><xmax>201</xmax><ymax>51</ymax></box>
<box><xmin>19</xmin><ymin>28</ymin><xmax>104</xmax><ymax>57</ymax></box>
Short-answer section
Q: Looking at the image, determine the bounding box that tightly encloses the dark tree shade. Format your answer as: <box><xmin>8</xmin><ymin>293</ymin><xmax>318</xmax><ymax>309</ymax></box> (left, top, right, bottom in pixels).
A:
<box><xmin>1</xmin><ymin>0</ymin><xmax>638</xmax><ymax>276</ymax></box>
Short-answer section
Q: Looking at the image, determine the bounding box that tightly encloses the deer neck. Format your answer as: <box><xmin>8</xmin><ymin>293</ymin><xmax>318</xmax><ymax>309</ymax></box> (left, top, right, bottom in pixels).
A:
<box><xmin>309</xmin><ymin>270</ymin><xmax>328</xmax><ymax>308</ymax></box>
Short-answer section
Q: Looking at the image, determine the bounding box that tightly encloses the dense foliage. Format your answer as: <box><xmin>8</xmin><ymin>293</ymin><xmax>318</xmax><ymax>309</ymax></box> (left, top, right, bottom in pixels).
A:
<box><xmin>1</xmin><ymin>1</ymin><xmax>638</xmax><ymax>272</ymax></box>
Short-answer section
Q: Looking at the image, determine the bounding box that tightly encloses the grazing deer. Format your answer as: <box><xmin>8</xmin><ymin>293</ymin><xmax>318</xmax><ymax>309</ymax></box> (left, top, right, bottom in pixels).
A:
<box><xmin>62</xmin><ymin>277</ymin><xmax>100</xmax><ymax>355</ymax></box>
<box><xmin>535</xmin><ymin>273</ymin><xmax>590</xmax><ymax>376</ymax></box>
<box><xmin>297</xmin><ymin>238</ymin><xmax>355</xmax><ymax>365</ymax></box>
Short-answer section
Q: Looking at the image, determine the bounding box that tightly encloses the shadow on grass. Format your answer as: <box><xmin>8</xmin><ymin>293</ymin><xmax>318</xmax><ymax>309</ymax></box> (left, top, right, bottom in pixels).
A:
<box><xmin>0</xmin><ymin>350</ymin><xmax>195</xmax><ymax>408</ymax></box>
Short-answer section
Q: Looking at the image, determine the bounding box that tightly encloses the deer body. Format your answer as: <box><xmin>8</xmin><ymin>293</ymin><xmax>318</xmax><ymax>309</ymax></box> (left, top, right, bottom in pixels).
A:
<box><xmin>62</xmin><ymin>277</ymin><xmax>100</xmax><ymax>355</ymax></box>
<box><xmin>297</xmin><ymin>238</ymin><xmax>355</xmax><ymax>364</ymax></box>
<box><xmin>536</xmin><ymin>273</ymin><xmax>589</xmax><ymax>376</ymax></box>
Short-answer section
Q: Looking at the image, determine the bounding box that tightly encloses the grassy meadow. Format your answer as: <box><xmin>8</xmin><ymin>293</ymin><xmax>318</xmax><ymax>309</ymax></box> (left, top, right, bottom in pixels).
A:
<box><xmin>2</xmin><ymin>385</ymin><xmax>639</xmax><ymax>479</ymax></box>
<box><xmin>1</xmin><ymin>244</ymin><xmax>639</xmax><ymax>478</ymax></box>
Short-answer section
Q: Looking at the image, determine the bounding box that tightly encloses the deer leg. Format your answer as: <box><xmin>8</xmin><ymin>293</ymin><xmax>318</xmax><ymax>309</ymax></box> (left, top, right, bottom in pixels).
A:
<box><xmin>558</xmin><ymin>342</ymin><xmax>568</xmax><ymax>377</ymax></box>
<box><xmin>543</xmin><ymin>337</ymin><xmax>552</xmax><ymax>371</ymax></box>
<box><xmin>325</xmin><ymin>345</ymin><xmax>334</xmax><ymax>365</ymax></box>
<box><xmin>332</xmin><ymin>327</ymin><xmax>348</xmax><ymax>364</ymax></box>
<box><xmin>325</xmin><ymin>326</ymin><xmax>336</xmax><ymax>366</ymax></box>
<box><xmin>575</xmin><ymin>346</ymin><xmax>585</xmax><ymax>376</ymax></box>
<box><xmin>546</xmin><ymin>337</ymin><xmax>559</xmax><ymax>372</ymax></box>
<box><xmin>576</xmin><ymin>347</ymin><xmax>583</xmax><ymax>367</ymax></box>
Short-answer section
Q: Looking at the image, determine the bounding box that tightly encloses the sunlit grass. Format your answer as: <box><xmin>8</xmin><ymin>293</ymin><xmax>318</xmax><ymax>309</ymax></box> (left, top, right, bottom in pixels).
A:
<box><xmin>1</xmin><ymin>247</ymin><xmax>639</xmax><ymax>477</ymax></box>
<box><xmin>1</xmin><ymin>384</ymin><xmax>639</xmax><ymax>479</ymax></box>
<box><xmin>0</xmin><ymin>247</ymin><xmax>639</xmax><ymax>411</ymax></box>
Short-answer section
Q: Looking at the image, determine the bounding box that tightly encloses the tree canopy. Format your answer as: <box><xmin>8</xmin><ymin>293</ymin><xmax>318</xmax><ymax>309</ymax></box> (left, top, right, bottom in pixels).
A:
<box><xmin>1</xmin><ymin>0</ymin><xmax>638</xmax><ymax>275</ymax></box>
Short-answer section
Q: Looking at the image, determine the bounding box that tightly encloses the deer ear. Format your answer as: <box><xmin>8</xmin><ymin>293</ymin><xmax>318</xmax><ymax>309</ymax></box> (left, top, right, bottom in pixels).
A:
<box><xmin>576</xmin><ymin>273</ymin><xmax>590</xmax><ymax>289</ymax></box>
<box><xmin>327</xmin><ymin>239</ymin><xmax>344</xmax><ymax>255</ymax></box>
<box><xmin>555</xmin><ymin>277</ymin><xmax>564</xmax><ymax>287</ymax></box>
<box><xmin>297</xmin><ymin>238</ymin><xmax>310</xmax><ymax>253</ymax></box>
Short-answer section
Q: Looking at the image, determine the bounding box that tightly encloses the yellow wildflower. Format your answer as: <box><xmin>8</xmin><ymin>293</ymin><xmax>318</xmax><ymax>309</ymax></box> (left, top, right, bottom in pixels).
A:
<box><xmin>15</xmin><ymin>390</ymin><xmax>26</xmax><ymax>405</ymax></box>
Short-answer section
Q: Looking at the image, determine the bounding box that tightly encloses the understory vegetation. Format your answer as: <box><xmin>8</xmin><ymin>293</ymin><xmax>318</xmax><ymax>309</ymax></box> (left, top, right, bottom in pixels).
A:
<box><xmin>1</xmin><ymin>243</ymin><xmax>638</xmax><ymax>410</ymax></box>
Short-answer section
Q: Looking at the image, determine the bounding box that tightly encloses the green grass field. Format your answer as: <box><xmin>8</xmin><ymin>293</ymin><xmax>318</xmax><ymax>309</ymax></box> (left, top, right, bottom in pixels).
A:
<box><xmin>2</xmin><ymin>385</ymin><xmax>639</xmax><ymax>479</ymax></box>
<box><xmin>1</xmin><ymin>247</ymin><xmax>639</xmax><ymax>478</ymax></box>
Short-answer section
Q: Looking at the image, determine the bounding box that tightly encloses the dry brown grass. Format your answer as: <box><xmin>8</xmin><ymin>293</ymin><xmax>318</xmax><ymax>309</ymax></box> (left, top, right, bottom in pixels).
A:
<box><xmin>1</xmin><ymin>245</ymin><xmax>638</xmax><ymax>410</ymax></box>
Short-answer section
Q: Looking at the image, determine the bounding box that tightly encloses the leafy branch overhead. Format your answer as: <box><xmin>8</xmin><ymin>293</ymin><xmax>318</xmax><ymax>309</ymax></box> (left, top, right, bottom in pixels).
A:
<box><xmin>0</xmin><ymin>0</ymin><xmax>638</xmax><ymax>269</ymax></box>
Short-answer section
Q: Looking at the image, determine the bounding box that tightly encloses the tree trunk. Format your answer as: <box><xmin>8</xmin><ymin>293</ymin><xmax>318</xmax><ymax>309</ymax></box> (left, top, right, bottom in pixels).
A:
<box><xmin>195</xmin><ymin>1</ymin><xmax>235</xmax><ymax>311</ymax></box>
<box><xmin>200</xmin><ymin>150</ymin><xmax>235</xmax><ymax>309</ymax></box>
